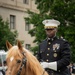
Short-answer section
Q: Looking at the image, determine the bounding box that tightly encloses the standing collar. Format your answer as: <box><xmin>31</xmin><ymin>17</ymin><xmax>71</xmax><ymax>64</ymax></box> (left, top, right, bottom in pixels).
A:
<box><xmin>46</xmin><ymin>36</ymin><xmax>57</xmax><ymax>41</ymax></box>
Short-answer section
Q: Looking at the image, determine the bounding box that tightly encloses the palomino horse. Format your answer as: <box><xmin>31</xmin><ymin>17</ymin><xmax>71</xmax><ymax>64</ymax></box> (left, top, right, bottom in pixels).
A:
<box><xmin>6</xmin><ymin>41</ymin><xmax>48</xmax><ymax>75</ymax></box>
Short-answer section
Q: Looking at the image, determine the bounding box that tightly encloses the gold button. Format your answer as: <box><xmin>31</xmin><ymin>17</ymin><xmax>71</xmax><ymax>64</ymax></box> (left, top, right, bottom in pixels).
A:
<box><xmin>54</xmin><ymin>50</ymin><xmax>56</xmax><ymax>52</ymax></box>
<box><xmin>48</xmin><ymin>48</ymin><xmax>50</xmax><ymax>50</ymax></box>
<box><xmin>47</xmin><ymin>54</ymin><xmax>49</xmax><ymax>56</ymax></box>
<box><xmin>48</xmin><ymin>42</ymin><xmax>51</xmax><ymax>44</ymax></box>
<box><xmin>53</xmin><ymin>53</ymin><xmax>57</xmax><ymax>57</ymax></box>
<box><xmin>59</xmin><ymin>70</ymin><xmax>60</xmax><ymax>72</ymax></box>
<box><xmin>51</xmin><ymin>73</ymin><xmax>54</xmax><ymax>75</ymax></box>
<box><xmin>52</xmin><ymin>39</ymin><xmax>53</xmax><ymax>41</ymax></box>
<box><xmin>46</xmin><ymin>59</ymin><xmax>49</xmax><ymax>62</ymax></box>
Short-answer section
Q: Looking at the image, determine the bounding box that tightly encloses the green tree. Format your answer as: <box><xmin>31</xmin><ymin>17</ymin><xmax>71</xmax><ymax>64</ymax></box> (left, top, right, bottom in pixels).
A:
<box><xmin>0</xmin><ymin>16</ymin><xmax>18</xmax><ymax>51</ymax></box>
<box><xmin>25</xmin><ymin>0</ymin><xmax>75</xmax><ymax>62</ymax></box>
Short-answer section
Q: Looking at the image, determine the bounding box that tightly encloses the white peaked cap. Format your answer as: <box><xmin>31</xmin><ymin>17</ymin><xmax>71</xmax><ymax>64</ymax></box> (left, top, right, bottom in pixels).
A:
<box><xmin>42</xmin><ymin>19</ymin><xmax>60</xmax><ymax>29</ymax></box>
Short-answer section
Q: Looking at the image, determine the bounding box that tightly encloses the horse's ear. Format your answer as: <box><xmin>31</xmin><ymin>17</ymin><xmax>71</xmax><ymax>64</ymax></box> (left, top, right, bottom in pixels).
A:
<box><xmin>6</xmin><ymin>40</ymin><xmax>12</xmax><ymax>50</ymax></box>
<box><xmin>17</xmin><ymin>40</ymin><xmax>22</xmax><ymax>51</ymax></box>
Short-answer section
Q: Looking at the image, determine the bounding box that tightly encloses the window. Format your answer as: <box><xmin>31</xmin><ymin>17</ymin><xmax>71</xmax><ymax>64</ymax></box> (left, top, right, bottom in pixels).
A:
<box><xmin>10</xmin><ymin>15</ymin><xmax>16</xmax><ymax>29</ymax></box>
<box><xmin>25</xmin><ymin>21</ymin><xmax>30</xmax><ymax>31</ymax></box>
<box><xmin>23</xmin><ymin>0</ymin><xmax>29</xmax><ymax>4</ymax></box>
<box><xmin>25</xmin><ymin>44</ymin><xmax>31</xmax><ymax>50</ymax></box>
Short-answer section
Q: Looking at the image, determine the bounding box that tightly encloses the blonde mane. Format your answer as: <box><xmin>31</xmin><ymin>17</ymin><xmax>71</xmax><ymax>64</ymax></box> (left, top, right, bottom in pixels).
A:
<box><xmin>6</xmin><ymin>41</ymin><xmax>48</xmax><ymax>75</ymax></box>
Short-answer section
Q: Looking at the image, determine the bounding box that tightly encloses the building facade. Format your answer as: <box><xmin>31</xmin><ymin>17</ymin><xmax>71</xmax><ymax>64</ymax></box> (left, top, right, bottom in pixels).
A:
<box><xmin>0</xmin><ymin>0</ymin><xmax>38</xmax><ymax>50</ymax></box>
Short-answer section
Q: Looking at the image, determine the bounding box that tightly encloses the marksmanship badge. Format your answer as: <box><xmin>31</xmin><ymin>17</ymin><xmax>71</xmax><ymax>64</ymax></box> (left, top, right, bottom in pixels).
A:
<box><xmin>53</xmin><ymin>43</ymin><xmax>60</xmax><ymax>50</ymax></box>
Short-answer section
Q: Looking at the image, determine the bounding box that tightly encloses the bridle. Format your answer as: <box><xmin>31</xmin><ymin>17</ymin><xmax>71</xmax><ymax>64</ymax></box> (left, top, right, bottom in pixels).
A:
<box><xmin>17</xmin><ymin>52</ymin><xmax>27</xmax><ymax>75</ymax></box>
<box><xmin>16</xmin><ymin>52</ymin><xmax>45</xmax><ymax>75</ymax></box>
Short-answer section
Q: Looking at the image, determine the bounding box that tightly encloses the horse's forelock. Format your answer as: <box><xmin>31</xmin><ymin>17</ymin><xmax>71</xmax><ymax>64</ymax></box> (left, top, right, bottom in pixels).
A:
<box><xmin>6</xmin><ymin>46</ymin><xmax>23</xmax><ymax>59</ymax></box>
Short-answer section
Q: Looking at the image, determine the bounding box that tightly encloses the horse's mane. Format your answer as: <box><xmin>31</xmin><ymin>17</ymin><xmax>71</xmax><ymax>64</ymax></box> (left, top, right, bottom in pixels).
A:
<box><xmin>6</xmin><ymin>45</ymin><xmax>48</xmax><ymax>75</ymax></box>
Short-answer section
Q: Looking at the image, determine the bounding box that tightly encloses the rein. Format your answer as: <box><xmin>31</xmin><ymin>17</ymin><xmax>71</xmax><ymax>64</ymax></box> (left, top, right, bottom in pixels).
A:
<box><xmin>42</xmin><ymin>70</ymin><xmax>45</xmax><ymax>75</ymax></box>
<box><xmin>17</xmin><ymin>52</ymin><xmax>27</xmax><ymax>75</ymax></box>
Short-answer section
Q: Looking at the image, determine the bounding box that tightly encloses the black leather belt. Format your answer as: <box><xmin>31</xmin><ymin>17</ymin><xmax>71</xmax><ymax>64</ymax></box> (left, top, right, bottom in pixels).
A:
<box><xmin>45</xmin><ymin>67</ymin><xmax>68</xmax><ymax>75</ymax></box>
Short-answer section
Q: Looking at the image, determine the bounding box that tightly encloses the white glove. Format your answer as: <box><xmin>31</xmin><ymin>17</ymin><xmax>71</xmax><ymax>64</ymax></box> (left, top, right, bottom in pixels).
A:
<box><xmin>41</xmin><ymin>62</ymin><xmax>49</xmax><ymax>69</ymax></box>
<box><xmin>41</xmin><ymin>61</ymin><xmax>57</xmax><ymax>71</ymax></box>
<box><xmin>48</xmin><ymin>61</ymin><xmax>57</xmax><ymax>71</ymax></box>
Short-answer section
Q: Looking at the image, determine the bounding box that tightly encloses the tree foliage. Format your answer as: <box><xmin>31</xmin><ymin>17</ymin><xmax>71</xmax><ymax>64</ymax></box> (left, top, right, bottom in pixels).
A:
<box><xmin>25</xmin><ymin>0</ymin><xmax>75</xmax><ymax>62</ymax></box>
<box><xmin>0</xmin><ymin>16</ymin><xmax>18</xmax><ymax>51</ymax></box>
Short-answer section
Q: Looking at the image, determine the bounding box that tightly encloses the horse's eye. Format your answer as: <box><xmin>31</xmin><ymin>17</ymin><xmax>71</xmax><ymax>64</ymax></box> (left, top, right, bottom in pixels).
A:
<box><xmin>3</xmin><ymin>60</ymin><xmax>7</xmax><ymax>64</ymax></box>
<box><xmin>17</xmin><ymin>60</ymin><xmax>21</xmax><ymax>63</ymax></box>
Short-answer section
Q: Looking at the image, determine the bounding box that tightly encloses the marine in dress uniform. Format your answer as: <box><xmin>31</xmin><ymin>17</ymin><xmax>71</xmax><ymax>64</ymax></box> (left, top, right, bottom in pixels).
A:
<box><xmin>37</xmin><ymin>19</ymin><xmax>71</xmax><ymax>75</ymax></box>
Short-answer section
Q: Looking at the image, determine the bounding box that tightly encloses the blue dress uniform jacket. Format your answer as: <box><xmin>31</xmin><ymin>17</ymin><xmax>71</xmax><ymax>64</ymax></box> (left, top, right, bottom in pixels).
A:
<box><xmin>37</xmin><ymin>37</ymin><xmax>71</xmax><ymax>75</ymax></box>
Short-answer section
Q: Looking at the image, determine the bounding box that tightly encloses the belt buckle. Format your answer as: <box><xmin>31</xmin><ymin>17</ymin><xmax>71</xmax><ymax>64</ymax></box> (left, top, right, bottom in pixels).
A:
<box><xmin>51</xmin><ymin>71</ymin><xmax>54</xmax><ymax>75</ymax></box>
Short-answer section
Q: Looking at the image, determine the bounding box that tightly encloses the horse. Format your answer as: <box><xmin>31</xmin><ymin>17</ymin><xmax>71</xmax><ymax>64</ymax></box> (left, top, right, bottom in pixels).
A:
<box><xmin>6</xmin><ymin>41</ymin><xmax>48</xmax><ymax>75</ymax></box>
